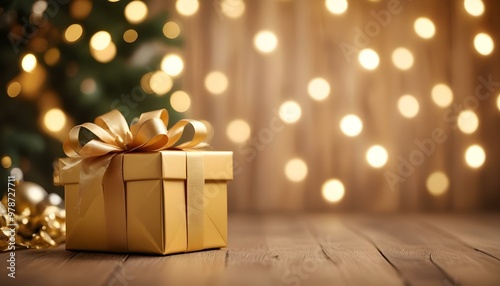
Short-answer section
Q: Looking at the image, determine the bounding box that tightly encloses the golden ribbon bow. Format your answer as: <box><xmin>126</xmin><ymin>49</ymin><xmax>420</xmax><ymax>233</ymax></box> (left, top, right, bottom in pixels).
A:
<box><xmin>63</xmin><ymin>109</ymin><xmax>208</xmax><ymax>252</ymax></box>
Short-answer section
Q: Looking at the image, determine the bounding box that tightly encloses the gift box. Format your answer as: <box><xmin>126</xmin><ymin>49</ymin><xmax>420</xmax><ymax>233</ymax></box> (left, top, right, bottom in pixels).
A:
<box><xmin>55</xmin><ymin>109</ymin><xmax>233</xmax><ymax>254</ymax></box>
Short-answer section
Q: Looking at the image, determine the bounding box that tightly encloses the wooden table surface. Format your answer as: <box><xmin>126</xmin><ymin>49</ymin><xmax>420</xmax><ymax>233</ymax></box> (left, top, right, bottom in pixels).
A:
<box><xmin>1</xmin><ymin>214</ymin><xmax>499</xmax><ymax>286</ymax></box>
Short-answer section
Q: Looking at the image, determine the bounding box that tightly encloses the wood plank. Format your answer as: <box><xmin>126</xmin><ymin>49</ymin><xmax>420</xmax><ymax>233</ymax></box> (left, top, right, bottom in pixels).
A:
<box><xmin>0</xmin><ymin>245</ymin><xmax>128</xmax><ymax>286</ymax></box>
<box><xmin>419</xmin><ymin>214</ymin><xmax>500</xmax><ymax>260</ymax></box>
<box><xmin>347</xmin><ymin>215</ymin><xmax>500</xmax><ymax>286</ymax></box>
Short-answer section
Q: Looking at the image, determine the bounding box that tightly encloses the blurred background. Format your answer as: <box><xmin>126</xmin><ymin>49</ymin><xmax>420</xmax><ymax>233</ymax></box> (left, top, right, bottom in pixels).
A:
<box><xmin>1</xmin><ymin>0</ymin><xmax>499</xmax><ymax>213</ymax></box>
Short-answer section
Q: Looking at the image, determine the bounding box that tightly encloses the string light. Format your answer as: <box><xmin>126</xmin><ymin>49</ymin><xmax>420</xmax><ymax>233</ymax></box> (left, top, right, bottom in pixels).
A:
<box><xmin>254</xmin><ymin>31</ymin><xmax>278</xmax><ymax>53</ymax></box>
<box><xmin>325</xmin><ymin>0</ymin><xmax>348</xmax><ymax>15</ymax></box>
<box><xmin>284</xmin><ymin>158</ymin><xmax>308</xmax><ymax>182</ymax></box>
<box><xmin>90</xmin><ymin>31</ymin><xmax>112</xmax><ymax>51</ymax></box>
<box><xmin>123</xmin><ymin>29</ymin><xmax>138</xmax><ymax>43</ymax></box>
<box><xmin>414</xmin><ymin>17</ymin><xmax>435</xmax><ymax>39</ymax></box>
<box><xmin>221</xmin><ymin>0</ymin><xmax>245</xmax><ymax>18</ymax></box>
<box><xmin>322</xmin><ymin>179</ymin><xmax>345</xmax><ymax>203</ymax></box>
<box><xmin>7</xmin><ymin>82</ymin><xmax>21</xmax><ymax>98</ymax></box>
<box><xmin>465</xmin><ymin>144</ymin><xmax>485</xmax><ymax>168</ymax></box>
<box><xmin>391</xmin><ymin>47</ymin><xmax>414</xmax><ymax>70</ymax></box>
<box><xmin>308</xmin><ymin>78</ymin><xmax>330</xmax><ymax>101</ymax></box>
<box><xmin>124</xmin><ymin>1</ymin><xmax>148</xmax><ymax>24</ymax></box>
<box><xmin>43</xmin><ymin>108</ymin><xmax>67</xmax><ymax>132</ymax></box>
<box><xmin>431</xmin><ymin>83</ymin><xmax>454</xmax><ymax>108</ymax></box>
<box><xmin>464</xmin><ymin>0</ymin><xmax>484</xmax><ymax>17</ymax></box>
<box><xmin>161</xmin><ymin>54</ymin><xmax>184</xmax><ymax>77</ymax></box>
<box><xmin>279</xmin><ymin>101</ymin><xmax>302</xmax><ymax>124</ymax></box>
<box><xmin>397</xmin><ymin>95</ymin><xmax>420</xmax><ymax>118</ymax></box>
<box><xmin>176</xmin><ymin>0</ymin><xmax>199</xmax><ymax>16</ymax></box>
<box><xmin>21</xmin><ymin>54</ymin><xmax>37</xmax><ymax>72</ymax></box>
<box><xmin>358</xmin><ymin>49</ymin><xmax>379</xmax><ymax>70</ymax></box>
<box><xmin>170</xmin><ymin>90</ymin><xmax>191</xmax><ymax>113</ymax></box>
<box><xmin>366</xmin><ymin>145</ymin><xmax>388</xmax><ymax>168</ymax></box>
<box><xmin>149</xmin><ymin>71</ymin><xmax>173</xmax><ymax>96</ymax></box>
<box><xmin>64</xmin><ymin>24</ymin><xmax>83</xmax><ymax>43</ymax></box>
<box><xmin>163</xmin><ymin>21</ymin><xmax>181</xmax><ymax>39</ymax></box>
<box><xmin>226</xmin><ymin>119</ymin><xmax>251</xmax><ymax>143</ymax></box>
<box><xmin>474</xmin><ymin>33</ymin><xmax>494</xmax><ymax>56</ymax></box>
<box><xmin>340</xmin><ymin>114</ymin><xmax>363</xmax><ymax>137</ymax></box>
<box><xmin>457</xmin><ymin>110</ymin><xmax>479</xmax><ymax>134</ymax></box>
<box><xmin>204</xmin><ymin>71</ymin><xmax>228</xmax><ymax>95</ymax></box>
<box><xmin>426</xmin><ymin>172</ymin><xmax>449</xmax><ymax>196</ymax></box>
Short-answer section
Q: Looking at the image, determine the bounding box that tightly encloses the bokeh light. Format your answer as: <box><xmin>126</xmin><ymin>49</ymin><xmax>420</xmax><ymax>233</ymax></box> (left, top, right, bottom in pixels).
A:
<box><xmin>7</xmin><ymin>82</ymin><xmax>21</xmax><ymax>98</ymax></box>
<box><xmin>457</xmin><ymin>110</ymin><xmax>479</xmax><ymax>134</ymax></box>
<box><xmin>161</xmin><ymin>54</ymin><xmax>184</xmax><ymax>77</ymax></box>
<box><xmin>358</xmin><ymin>49</ymin><xmax>379</xmax><ymax>70</ymax></box>
<box><xmin>170</xmin><ymin>90</ymin><xmax>191</xmax><ymax>113</ymax></box>
<box><xmin>204</xmin><ymin>71</ymin><xmax>229</xmax><ymax>95</ymax></box>
<box><xmin>64</xmin><ymin>24</ymin><xmax>83</xmax><ymax>43</ymax></box>
<box><xmin>124</xmin><ymin>1</ymin><xmax>148</xmax><ymax>24</ymax></box>
<box><xmin>325</xmin><ymin>0</ymin><xmax>348</xmax><ymax>15</ymax></box>
<box><xmin>414</xmin><ymin>17</ymin><xmax>435</xmax><ymax>39</ymax></box>
<box><xmin>279</xmin><ymin>101</ymin><xmax>302</xmax><ymax>124</ymax></box>
<box><xmin>391</xmin><ymin>47</ymin><xmax>414</xmax><ymax>70</ymax></box>
<box><xmin>397</xmin><ymin>95</ymin><xmax>420</xmax><ymax>118</ymax></box>
<box><xmin>44</xmin><ymin>48</ymin><xmax>60</xmax><ymax>66</ymax></box>
<box><xmin>322</xmin><ymin>179</ymin><xmax>345</xmax><ymax>203</ymax></box>
<box><xmin>474</xmin><ymin>33</ymin><xmax>494</xmax><ymax>56</ymax></box>
<box><xmin>308</xmin><ymin>77</ymin><xmax>330</xmax><ymax>101</ymax></box>
<box><xmin>426</xmin><ymin>172</ymin><xmax>449</xmax><ymax>196</ymax></box>
<box><xmin>1</xmin><ymin>156</ymin><xmax>12</xmax><ymax>169</ymax></box>
<box><xmin>90</xmin><ymin>31</ymin><xmax>111</xmax><ymax>51</ymax></box>
<box><xmin>149</xmin><ymin>71</ymin><xmax>173</xmax><ymax>96</ymax></box>
<box><xmin>465</xmin><ymin>144</ymin><xmax>485</xmax><ymax>168</ymax></box>
<box><xmin>163</xmin><ymin>21</ymin><xmax>181</xmax><ymax>39</ymax></box>
<box><xmin>90</xmin><ymin>42</ymin><xmax>116</xmax><ymax>63</ymax></box>
<box><xmin>221</xmin><ymin>0</ymin><xmax>245</xmax><ymax>18</ymax></box>
<box><xmin>43</xmin><ymin>108</ymin><xmax>67</xmax><ymax>132</ymax></box>
<box><xmin>226</xmin><ymin>119</ymin><xmax>251</xmax><ymax>143</ymax></box>
<box><xmin>284</xmin><ymin>158</ymin><xmax>308</xmax><ymax>182</ymax></box>
<box><xmin>431</xmin><ymin>83</ymin><xmax>454</xmax><ymax>108</ymax></box>
<box><xmin>366</xmin><ymin>145</ymin><xmax>388</xmax><ymax>168</ymax></box>
<box><xmin>340</xmin><ymin>114</ymin><xmax>363</xmax><ymax>137</ymax></box>
<box><xmin>70</xmin><ymin>0</ymin><xmax>93</xmax><ymax>20</ymax></box>
<box><xmin>21</xmin><ymin>54</ymin><xmax>37</xmax><ymax>72</ymax></box>
<box><xmin>80</xmin><ymin>78</ymin><xmax>97</xmax><ymax>95</ymax></box>
<box><xmin>176</xmin><ymin>0</ymin><xmax>199</xmax><ymax>16</ymax></box>
<box><xmin>254</xmin><ymin>30</ymin><xmax>278</xmax><ymax>53</ymax></box>
<box><xmin>123</xmin><ymin>29</ymin><xmax>138</xmax><ymax>43</ymax></box>
<box><xmin>464</xmin><ymin>0</ymin><xmax>484</xmax><ymax>17</ymax></box>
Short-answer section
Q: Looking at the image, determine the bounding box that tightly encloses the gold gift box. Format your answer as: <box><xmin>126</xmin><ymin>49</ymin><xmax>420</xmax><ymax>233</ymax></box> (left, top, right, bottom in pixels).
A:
<box><xmin>57</xmin><ymin>150</ymin><xmax>233</xmax><ymax>255</ymax></box>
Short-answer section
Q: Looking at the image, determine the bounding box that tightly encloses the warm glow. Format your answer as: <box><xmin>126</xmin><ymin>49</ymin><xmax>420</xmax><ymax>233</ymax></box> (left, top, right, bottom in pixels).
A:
<box><xmin>308</xmin><ymin>78</ymin><xmax>330</xmax><ymax>101</ymax></box>
<box><xmin>1</xmin><ymin>156</ymin><xmax>12</xmax><ymax>169</ymax></box>
<box><xmin>426</xmin><ymin>172</ymin><xmax>449</xmax><ymax>196</ymax></box>
<box><xmin>284</xmin><ymin>158</ymin><xmax>308</xmax><ymax>182</ymax></box>
<box><xmin>161</xmin><ymin>54</ymin><xmax>184</xmax><ymax>77</ymax></box>
<box><xmin>414</xmin><ymin>17</ymin><xmax>435</xmax><ymax>39</ymax></box>
<box><xmin>7</xmin><ymin>82</ymin><xmax>21</xmax><ymax>98</ymax></box>
<box><xmin>254</xmin><ymin>31</ymin><xmax>278</xmax><ymax>53</ymax></box>
<box><xmin>204</xmin><ymin>71</ymin><xmax>228</xmax><ymax>95</ymax></box>
<box><xmin>474</xmin><ymin>33</ymin><xmax>494</xmax><ymax>56</ymax></box>
<box><xmin>124</xmin><ymin>1</ymin><xmax>148</xmax><ymax>24</ymax></box>
<box><xmin>431</xmin><ymin>83</ymin><xmax>454</xmax><ymax>108</ymax></box>
<box><xmin>465</xmin><ymin>144</ymin><xmax>485</xmax><ymax>168</ymax></box>
<box><xmin>70</xmin><ymin>0</ymin><xmax>93</xmax><ymax>20</ymax></box>
<box><xmin>221</xmin><ymin>0</ymin><xmax>245</xmax><ymax>18</ymax></box>
<box><xmin>397</xmin><ymin>95</ymin><xmax>420</xmax><ymax>118</ymax></box>
<box><xmin>163</xmin><ymin>21</ymin><xmax>181</xmax><ymax>39</ymax></box>
<box><xmin>340</xmin><ymin>114</ymin><xmax>363</xmax><ymax>137</ymax></box>
<box><xmin>464</xmin><ymin>0</ymin><xmax>484</xmax><ymax>17</ymax></box>
<box><xmin>90</xmin><ymin>31</ymin><xmax>112</xmax><ymax>51</ymax></box>
<box><xmin>391</xmin><ymin>47</ymin><xmax>414</xmax><ymax>70</ymax></box>
<box><xmin>123</xmin><ymin>29</ymin><xmax>138</xmax><ymax>43</ymax></box>
<box><xmin>44</xmin><ymin>48</ymin><xmax>60</xmax><ymax>66</ymax></box>
<box><xmin>32</xmin><ymin>1</ymin><xmax>48</xmax><ymax>14</ymax></box>
<box><xmin>226</xmin><ymin>119</ymin><xmax>251</xmax><ymax>143</ymax></box>
<box><xmin>279</xmin><ymin>101</ymin><xmax>302</xmax><ymax>124</ymax></box>
<box><xmin>457</xmin><ymin>110</ymin><xmax>479</xmax><ymax>134</ymax></box>
<box><xmin>358</xmin><ymin>49</ymin><xmax>379</xmax><ymax>70</ymax></box>
<box><xmin>43</xmin><ymin>108</ymin><xmax>67</xmax><ymax>132</ymax></box>
<box><xmin>325</xmin><ymin>0</ymin><xmax>348</xmax><ymax>15</ymax></box>
<box><xmin>21</xmin><ymin>54</ymin><xmax>37</xmax><ymax>72</ymax></box>
<box><xmin>64</xmin><ymin>24</ymin><xmax>83</xmax><ymax>43</ymax></box>
<box><xmin>322</xmin><ymin>179</ymin><xmax>345</xmax><ymax>203</ymax></box>
<box><xmin>90</xmin><ymin>42</ymin><xmax>116</xmax><ymax>63</ymax></box>
<box><xmin>80</xmin><ymin>78</ymin><xmax>97</xmax><ymax>95</ymax></box>
<box><xmin>176</xmin><ymin>0</ymin><xmax>199</xmax><ymax>16</ymax></box>
<box><xmin>170</xmin><ymin>90</ymin><xmax>191</xmax><ymax>113</ymax></box>
<box><xmin>366</xmin><ymin>145</ymin><xmax>388</xmax><ymax>168</ymax></box>
<box><xmin>497</xmin><ymin>94</ymin><xmax>500</xmax><ymax>111</ymax></box>
<box><xmin>149</xmin><ymin>71</ymin><xmax>173</xmax><ymax>96</ymax></box>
